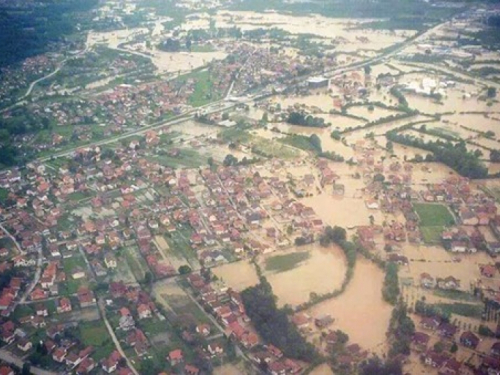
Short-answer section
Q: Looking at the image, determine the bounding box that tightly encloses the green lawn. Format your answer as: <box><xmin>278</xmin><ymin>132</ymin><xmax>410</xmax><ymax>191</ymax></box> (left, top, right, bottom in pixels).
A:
<box><xmin>79</xmin><ymin>321</ymin><xmax>115</xmax><ymax>361</ymax></box>
<box><xmin>433</xmin><ymin>289</ymin><xmax>479</xmax><ymax>303</ymax></box>
<box><xmin>414</xmin><ymin>203</ymin><xmax>455</xmax><ymax>243</ymax></box>
<box><xmin>278</xmin><ymin>135</ymin><xmax>317</xmax><ymax>153</ymax></box>
<box><xmin>80</xmin><ymin>321</ymin><xmax>109</xmax><ymax>346</ymax></box>
<box><xmin>413</xmin><ymin>203</ymin><xmax>455</xmax><ymax>227</ymax></box>
<box><xmin>177</xmin><ymin>69</ymin><xmax>217</xmax><ymax>107</ymax></box>
<box><xmin>265</xmin><ymin>251</ymin><xmax>311</xmax><ymax>273</ymax></box>
<box><xmin>420</xmin><ymin>226</ymin><xmax>445</xmax><ymax>244</ymax></box>
<box><xmin>0</xmin><ymin>187</ymin><xmax>9</xmax><ymax>203</ymax></box>
<box><xmin>149</xmin><ymin>148</ymin><xmax>206</xmax><ymax>168</ymax></box>
<box><xmin>191</xmin><ymin>44</ymin><xmax>216</xmax><ymax>53</ymax></box>
<box><xmin>167</xmin><ymin>294</ymin><xmax>213</xmax><ymax>325</ymax></box>
<box><xmin>67</xmin><ymin>191</ymin><xmax>92</xmax><ymax>202</ymax></box>
<box><xmin>138</xmin><ymin>317</ymin><xmax>169</xmax><ymax>335</ymax></box>
<box><xmin>63</xmin><ymin>255</ymin><xmax>87</xmax><ymax>274</ymax></box>
<box><xmin>124</xmin><ymin>247</ymin><xmax>148</xmax><ymax>281</ymax></box>
<box><xmin>432</xmin><ymin>302</ymin><xmax>483</xmax><ymax>319</ymax></box>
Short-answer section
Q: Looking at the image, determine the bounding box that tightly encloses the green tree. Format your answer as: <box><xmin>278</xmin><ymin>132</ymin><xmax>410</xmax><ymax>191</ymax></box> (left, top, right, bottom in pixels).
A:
<box><xmin>179</xmin><ymin>265</ymin><xmax>192</xmax><ymax>274</ymax></box>
<box><xmin>309</xmin><ymin>134</ymin><xmax>322</xmax><ymax>153</ymax></box>
<box><xmin>487</xmin><ymin>87</ymin><xmax>497</xmax><ymax>98</ymax></box>
<box><xmin>382</xmin><ymin>263</ymin><xmax>399</xmax><ymax>305</ymax></box>
<box><xmin>22</xmin><ymin>363</ymin><xmax>31</xmax><ymax>375</ymax></box>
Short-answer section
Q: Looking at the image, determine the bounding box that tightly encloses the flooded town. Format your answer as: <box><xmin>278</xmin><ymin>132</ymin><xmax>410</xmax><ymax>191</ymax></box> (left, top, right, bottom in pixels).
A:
<box><xmin>1</xmin><ymin>0</ymin><xmax>500</xmax><ymax>374</ymax></box>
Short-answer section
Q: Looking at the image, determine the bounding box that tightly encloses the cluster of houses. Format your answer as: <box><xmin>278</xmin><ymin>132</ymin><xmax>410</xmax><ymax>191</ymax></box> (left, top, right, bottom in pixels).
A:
<box><xmin>420</xmin><ymin>273</ymin><xmax>460</xmax><ymax>290</ymax></box>
<box><xmin>0</xmin><ymin>54</ymin><xmax>58</xmax><ymax>106</ymax></box>
<box><xmin>413</xmin><ymin>315</ymin><xmax>500</xmax><ymax>374</ymax></box>
<box><xmin>186</xmin><ymin>272</ymin><xmax>304</xmax><ymax>374</ymax></box>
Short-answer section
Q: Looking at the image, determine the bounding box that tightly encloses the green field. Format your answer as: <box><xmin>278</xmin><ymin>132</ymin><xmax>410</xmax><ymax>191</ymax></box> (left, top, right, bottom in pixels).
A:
<box><xmin>413</xmin><ymin>203</ymin><xmax>455</xmax><ymax>226</ymax></box>
<box><xmin>265</xmin><ymin>251</ymin><xmax>310</xmax><ymax>273</ymax></box>
<box><xmin>278</xmin><ymin>135</ymin><xmax>317</xmax><ymax>153</ymax></box>
<box><xmin>124</xmin><ymin>246</ymin><xmax>149</xmax><ymax>281</ymax></box>
<box><xmin>177</xmin><ymin>69</ymin><xmax>216</xmax><ymax>107</ymax></box>
<box><xmin>148</xmin><ymin>148</ymin><xmax>206</xmax><ymax>168</ymax></box>
<box><xmin>433</xmin><ymin>289</ymin><xmax>479</xmax><ymax>303</ymax></box>
<box><xmin>414</xmin><ymin>203</ymin><xmax>455</xmax><ymax>243</ymax></box>
<box><xmin>191</xmin><ymin>44</ymin><xmax>216</xmax><ymax>53</ymax></box>
<box><xmin>0</xmin><ymin>187</ymin><xmax>9</xmax><ymax>203</ymax></box>
<box><xmin>420</xmin><ymin>226</ymin><xmax>445</xmax><ymax>244</ymax></box>
<box><xmin>433</xmin><ymin>302</ymin><xmax>483</xmax><ymax>319</ymax></box>
<box><xmin>79</xmin><ymin>321</ymin><xmax>115</xmax><ymax>361</ymax></box>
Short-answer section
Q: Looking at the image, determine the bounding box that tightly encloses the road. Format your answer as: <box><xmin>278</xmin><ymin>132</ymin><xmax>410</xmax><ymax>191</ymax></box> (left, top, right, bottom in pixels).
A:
<box><xmin>33</xmin><ymin>14</ymin><xmax>461</xmax><ymax>166</ymax></box>
<box><xmin>1</xmin><ymin>43</ymin><xmax>92</xmax><ymax>114</ymax></box>
<box><xmin>97</xmin><ymin>298</ymin><xmax>140</xmax><ymax>375</ymax></box>
<box><xmin>179</xmin><ymin>282</ymin><xmax>254</xmax><ymax>365</ymax></box>
<box><xmin>0</xmin><ymin>349</ymin><xmax>57</xmax><ymax>375</ymax></box>
<box><xmin>0</xmin><ymin>223</ymin><xmax>25</xmax><ymax>255</ymax></box>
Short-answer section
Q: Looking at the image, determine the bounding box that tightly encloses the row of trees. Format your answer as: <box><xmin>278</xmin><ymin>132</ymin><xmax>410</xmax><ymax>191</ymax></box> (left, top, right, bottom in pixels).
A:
<box><xmin>382</xmin><ymin>263</ymin><xmax>400</xmax><ymax>305</ymax></box>
<box><xmin>294</xmin><ymin>226</ymin><xmax>357</xmax><ymax>310</ymax></box>
<box><xmin>287</xmin><ymin>112</ymin><xmax>327</xmax><ymax>128</ymax></box>
<box><xmin>387</xmin><ymin>302</ymin><xmax>415</xmax><ymax>358</ymax></box>
<box><xmin>386</xmin><ymin>131</ymin><xmax>488</xmax><ymax>179</ymax></box>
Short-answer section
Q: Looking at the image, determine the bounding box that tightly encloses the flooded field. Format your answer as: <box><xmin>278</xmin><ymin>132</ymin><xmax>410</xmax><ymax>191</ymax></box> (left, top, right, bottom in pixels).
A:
<box><xmin>411</xmin><ymin>162</ymin><xmax>456</xmax><ymax>184</ymax></box>
<box><xmin>270</xmin><ymin>94</ymin><xmax>336</xmax><ymax>113</ymax></box>
<box><xmin>446</xmin><ymin>113</ymin><xmax>500</xmax><ymax>134</ymax></box>
<box><xmin>87</xmin><ymin>27</ymin><xmax>227</xmax><ymax>74</ymax></box>
<box><xmin>214</xmin><ymin>11</ymin><xmax>414</xmax><ymax>52</ymax></box>
<box><xmin>260</xmin><ymin>244</ymin><xmax>347</xmax><ymax>307</ymax></box>
<box><xmin>307</xmin><ymin>259</ymin><xmax>392</xmax><ymax>353</ymax></box>
<box><xmin>212</xmin><ymin>261</ymin><xmax>259</xmax><ymax>291</ymax></box>
<box><xmin>347</xmin><ymin>105</ymin><xmax>400</xmax><ymax>121</ymax></box>
<box><xmin>309</xmin><ymin>363</ymin><xmax>334</xmax><ymax>375</ymax></box>
<box><xmin>303</xmin><ymin>193</ymin><xmax>385</xmax><ymax>228</ymax></box>
<box><xmin>399</xmin><ymin>244</ymin><xmax>493</xmax><ymax>290</ymax></box>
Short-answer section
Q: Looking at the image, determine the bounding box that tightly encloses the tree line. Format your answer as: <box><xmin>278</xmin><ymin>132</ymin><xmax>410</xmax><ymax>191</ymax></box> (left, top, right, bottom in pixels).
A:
<box><xmin>386</xmin><ymin>130</ymin><xmax>488</xmax><ymax>179</ymax></box>
<box><xmin>241</xmin><ymin>277</ymin><xmax>319</xmax><ymax>363</ymax></box>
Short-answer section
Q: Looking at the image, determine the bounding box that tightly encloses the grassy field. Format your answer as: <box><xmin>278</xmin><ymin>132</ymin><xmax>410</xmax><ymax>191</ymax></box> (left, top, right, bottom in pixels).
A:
<box><xmin>79</xmin><ymin>321</ymin><xmax>115</xmax><ymax>361</ymax></box>
<box><xmin>432</xmin><ymin>302</ymin><xmax>483</xmax><ymax>319</ymax></box>
<box><xmin>148</xmin><ymin>148</ymin><xmax>206</xmax><ymax>168</ymax></box>
<box><xmin>168</xmin><ymin>294</ymin><xmax>213</xmax><ymax>325</ymax></box>
<box><xmin>220</xmin><ymin>127</ymin><xmax>300</xmax><ymax>159</ymax></box>
<box><xmin>433</xmin><ymin>289</ymin><xmax>479</xmax><ymax>303</ymax></box>
<box><xmin>414</xmin><ymin>203</ymin><xmax>455</xmax><ymax>243</ymax></box>
<box><xmin>124</xmin><ymin>246</ymin><xmax>149</xmax><ymax>282</ymax></box>
<box><xmin>420</xmin><ymin>226</ymin><xmax>445</xmax><ymax>244</ymax></box>
<box><xmin>413</xmin><ymin>203</ymin><xmax>455</xmax><ymax>227</ymax></box>
<box><xmin>191</xmin><ymin>44</ymin><xmax>216</xmax><ymax>53</ymax></box>
<box><xmin>265</xmin><ymin>251</ymin><xmax>310</xmax><ymax>273</ymax></box>
<box><xmin>177</xmin><ymin>69</ymin><xmax>216</xmax><ymax>107</ymax></box>
<box><xmin>278</xmin><ymin>135</ymin><xmax>318</xmax><ymax>153</ymax></box>
<box><xmin>0</xmin><ymin>187</ymin><xmax>9</xmax><ymax>203</ymax></box>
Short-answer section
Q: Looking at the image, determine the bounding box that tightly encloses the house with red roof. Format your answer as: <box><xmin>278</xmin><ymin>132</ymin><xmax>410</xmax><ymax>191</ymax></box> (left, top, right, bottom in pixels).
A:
<box><xmin>168</xmin><ymin>349</ymin><xmax>184</xmax><ymax>366</ymax></box>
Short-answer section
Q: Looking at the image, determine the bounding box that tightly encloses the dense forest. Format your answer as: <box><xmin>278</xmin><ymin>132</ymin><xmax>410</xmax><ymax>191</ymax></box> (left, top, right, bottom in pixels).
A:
<box><xmin>0</xmin><ymin>0</ymin><xmax>98</xmax><ymax>67</ymax></box>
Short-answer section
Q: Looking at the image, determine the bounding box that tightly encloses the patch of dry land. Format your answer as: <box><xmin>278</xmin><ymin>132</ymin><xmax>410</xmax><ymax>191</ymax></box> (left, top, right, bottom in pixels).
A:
<box><xmin>260</xmin><ymin>244</ymin><xmax>347</xmax><ymax>307</ymax></box>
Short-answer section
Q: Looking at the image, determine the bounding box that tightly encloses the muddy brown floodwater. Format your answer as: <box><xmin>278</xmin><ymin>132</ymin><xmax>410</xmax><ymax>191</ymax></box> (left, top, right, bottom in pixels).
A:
<box><xmin>212</xmin><ymin>261</ymin><xmax>260</xmax><ymax>291</ymax></box>
<box><xmin>261</xmin><ymin>244</ymin><xmax>347</xmax><ymax>307</ymax></box>
<box><xmin>307</xmin><ymin>258</ymin><xmax>392</xmax><ymax>354</ymax></box>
